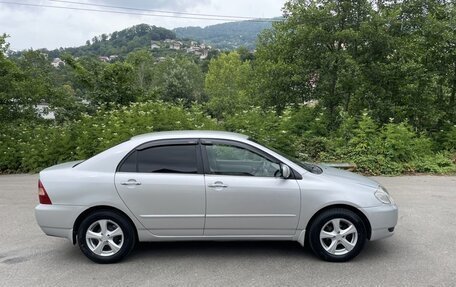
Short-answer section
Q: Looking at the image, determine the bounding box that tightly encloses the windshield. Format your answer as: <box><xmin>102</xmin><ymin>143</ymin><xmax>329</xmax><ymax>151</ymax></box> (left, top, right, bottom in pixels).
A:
<box><xmin>248</xmin><ymin>138</ymin><xmax>323</xmax><ymax>174</ymax></box>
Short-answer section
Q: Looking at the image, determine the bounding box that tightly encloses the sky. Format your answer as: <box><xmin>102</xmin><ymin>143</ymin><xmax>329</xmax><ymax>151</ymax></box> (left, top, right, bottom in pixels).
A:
<box><xmin>0</xmin><ymin>0</ymin><xmax>285</xmax><ymax>51</ymax></box>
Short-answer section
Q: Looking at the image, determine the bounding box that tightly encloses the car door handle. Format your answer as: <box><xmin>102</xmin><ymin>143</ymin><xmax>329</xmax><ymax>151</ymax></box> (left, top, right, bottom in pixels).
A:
<box><xmin>120</xmin><ymin>180</ymin><xmax>142</xmax><ymax>186</ymax></box>
<box><xmin>208</xmin><ymin>182</ymin><xmax>228</xmax><ymax>188</ymax></box>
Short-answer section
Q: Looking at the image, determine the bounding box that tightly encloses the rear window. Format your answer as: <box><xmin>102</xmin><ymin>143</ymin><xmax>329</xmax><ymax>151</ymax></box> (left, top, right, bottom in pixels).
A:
<box><xmin>118</xmin><ymin>145</ymin><xmax>198</xmax><ymax>174</ymax></box>
<box><xmin>118</xmin><ymin>151</ymin><xmax>136</xmax><ymax>172</ymax></box>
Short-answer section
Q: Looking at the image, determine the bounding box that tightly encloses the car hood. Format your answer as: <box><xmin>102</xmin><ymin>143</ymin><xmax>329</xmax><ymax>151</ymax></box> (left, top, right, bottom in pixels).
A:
<box><xmin>317</xmin><ymin>164</ymin><xmax>379</xmax><ymax>189</ymax></box>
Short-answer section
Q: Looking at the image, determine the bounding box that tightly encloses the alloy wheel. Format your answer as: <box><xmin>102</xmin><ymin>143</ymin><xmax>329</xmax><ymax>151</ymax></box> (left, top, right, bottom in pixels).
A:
<box><xmin>86</xmin><ymin>219</ymin><xmax>124</xmax><ymax>257</ymax></box>
<box><xmin>319</xmin><ymin>218</ymin><xmax>358</xmax><ymax>256</ymax></box>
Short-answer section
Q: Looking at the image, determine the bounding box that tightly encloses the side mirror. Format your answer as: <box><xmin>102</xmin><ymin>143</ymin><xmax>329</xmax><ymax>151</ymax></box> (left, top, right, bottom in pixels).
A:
<box><xmin>280</xmin><ymin>164</ymin><xmax>291</xmax><ymax>179</ymax></box>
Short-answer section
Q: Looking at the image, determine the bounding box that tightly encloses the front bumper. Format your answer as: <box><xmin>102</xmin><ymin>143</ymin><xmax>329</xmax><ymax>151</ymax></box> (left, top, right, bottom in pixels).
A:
<box><xmin>35</xmin><ymin>204</ymin><xmax>86</xmax><ymax>241</ymax></box>
<box><xmin>362</xmin><ymin>204</ymin><xmax>398</xmax><ymax>241</ymax></box>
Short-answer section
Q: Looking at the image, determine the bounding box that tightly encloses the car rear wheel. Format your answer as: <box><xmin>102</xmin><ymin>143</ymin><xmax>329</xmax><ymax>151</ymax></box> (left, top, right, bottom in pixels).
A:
<box><xmin>308</xmin><ymin>208</ymin><xmax>367</xmax><ymax>262</ymax></box>
<box><xmin>77</xmin><ymin>210</ymin><xmax>136</xmax><ymax>264</ymax></box>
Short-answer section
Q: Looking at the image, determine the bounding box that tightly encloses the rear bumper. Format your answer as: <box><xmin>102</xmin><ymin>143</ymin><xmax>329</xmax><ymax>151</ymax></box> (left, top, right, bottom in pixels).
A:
<box><xmin>39</xmin><ymin>226</ymin><xmax>74</xmax><ymax>241</ymax></box>
<box><xmin>35</xmin><ymin>204</ymin><xmax>85</xmax><ymax>241</ymax></box>
<box><xmin>362</xmin><ymin>204</ymin><xmax>398</xmax><ymax>241</ymax></box>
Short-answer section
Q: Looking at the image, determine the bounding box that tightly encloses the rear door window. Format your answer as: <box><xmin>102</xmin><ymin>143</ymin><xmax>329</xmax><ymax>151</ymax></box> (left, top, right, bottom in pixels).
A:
<box><xmin>118</xmin><ymin>144</ymin><xmax>198</xmax><ymax>174</ymax></box>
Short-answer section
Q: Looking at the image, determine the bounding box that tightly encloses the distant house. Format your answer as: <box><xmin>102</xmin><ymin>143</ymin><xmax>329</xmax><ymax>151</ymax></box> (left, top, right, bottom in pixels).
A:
<box><xmin>51</xmin><ymin>58</ymin><xmax>65</xmax><ymax>68</ymax></box>
<box><xmin>187</xmin><ymin>46</ymin><xmax>209</xmax><ymax>59</ymax></box>
<box><xmin>186</xmin><ymin>46</ymin><xmax>198</xmax><ymax>53</ymax></box>
<box><xmin>164</xmin><ymin>39</ymin><xmax>183</xmax><ymax>50</ymax></box>
<box><xmin>98</xmin><ymin>56</ymin><xmax>110</xmax><ymax>62</ymax></box>
<box><xmin>184</xmin><ymin>41</ymin><xmax>210</xmax><ymax>59</ymax></box>
<box><xmin>169</xmin><ymin>41</ymin><xmax>183</xmax><ymax>50</ymax></box>
<box><xmin>109</xmin><ymin>55</ymin><xmax>119</xmax><ymax>61</ymax></box>
<box><xmin>151</xmin><ymin>41</ymin><xmax>160</xmax><ymax>49</ymax></box>
<box><xmin>193</xmin><ymin>49</ymin><xmax>209</xmax><ymax>60</ymax></box>
<box><xmin>35</xmin><ymin>103</ymin><xmax>55</xmax><ymax>120</ymax></box>
<box><xmin>155</xmin><ymin>39</ymin><xmax>213</xmax><ymax>58</ymax></box>
<box><xmin>199</xmin><ymin>49</ymin><xmax>209</xmax><ymax>59</ymax></box>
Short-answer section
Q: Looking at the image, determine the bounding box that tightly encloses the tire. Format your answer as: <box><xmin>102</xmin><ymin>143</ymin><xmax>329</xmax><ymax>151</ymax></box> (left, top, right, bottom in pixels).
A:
<box><xmin>308</xmin><ymin>208</ymin><xmax>367</xmax><ymax>262</ymax></box>
<box><xmin>77</xmin><ymin>210</ymin><xmax>136</xmax><ymax>264</ymax></box>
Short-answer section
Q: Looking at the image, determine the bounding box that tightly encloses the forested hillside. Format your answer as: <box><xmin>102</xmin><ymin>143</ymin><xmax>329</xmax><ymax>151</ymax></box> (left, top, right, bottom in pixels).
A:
<box><xmin>1</xmin><ymin>0</ymin><xmax>455</xmax><ymax>175</ymax></box>
<box><xmin>10</xmin><ymin>20</ymin><xmax>270</xmax><ymax>59</ymax></box>
<box><xmin>174</xmin><ymin>20</ymin><xmax>273</xmax><ymax>50</ymax></box>
<box><xmin>11</xmin><ymin>24</ymin><xmax>177</xmax><ymax>59</ymax></box>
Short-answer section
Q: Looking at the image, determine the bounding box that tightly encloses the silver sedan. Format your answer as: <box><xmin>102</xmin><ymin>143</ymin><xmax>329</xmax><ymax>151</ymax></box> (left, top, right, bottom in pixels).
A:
<box><xmin>35</xmin><ymin>130</ymin><xmax>398</xmax><ymax>263</ymax></box>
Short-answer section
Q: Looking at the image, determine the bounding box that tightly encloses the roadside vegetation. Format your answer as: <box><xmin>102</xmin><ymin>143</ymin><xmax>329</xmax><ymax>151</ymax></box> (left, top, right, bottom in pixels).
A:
<box><xmin>1</xmin><ymin>0</ymin><xmax>455</xmax><ymax>174</ymax></box>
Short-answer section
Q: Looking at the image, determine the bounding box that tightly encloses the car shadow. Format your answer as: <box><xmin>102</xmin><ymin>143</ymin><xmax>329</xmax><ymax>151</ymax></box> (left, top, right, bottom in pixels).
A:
<box><xmin>52</xmin><ymin>238</ymin><xmax>397</xmax><ymax>264</ymax></box>
<box><xmin>130</xmin><ymin>240</ymin><xmax>314</xmax><ymax>261</ymax></box>
<box><xmin>127</xmin><ymin>239</ymin><xmax>395</xmax><ymax>263</ymax></box>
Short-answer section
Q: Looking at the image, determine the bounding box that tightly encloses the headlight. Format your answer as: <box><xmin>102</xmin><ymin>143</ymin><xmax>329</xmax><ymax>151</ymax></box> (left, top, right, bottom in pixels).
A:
<box><xmin>375</xmin><ymin>186</ymin><xmax>394</xmax><ymax>204</ymax></box>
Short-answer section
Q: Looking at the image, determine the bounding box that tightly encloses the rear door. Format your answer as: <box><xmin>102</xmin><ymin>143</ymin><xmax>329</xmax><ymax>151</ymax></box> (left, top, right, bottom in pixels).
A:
<box><xmin>115</xmin><ymin>139</ymin><xmax>206</xmax><ymax>236</ymax></box>
<box><xmin>201</xmin><ymin>139</ymin><xmax>301</xmax><ymax>236</ymax></box>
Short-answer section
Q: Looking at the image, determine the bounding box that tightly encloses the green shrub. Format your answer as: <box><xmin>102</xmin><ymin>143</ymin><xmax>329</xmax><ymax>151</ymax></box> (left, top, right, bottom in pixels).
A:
<box><xmin>0</xmin><ymin>102</ymin><xmax>455</xmax><ymax>174</ymax></box>
<box><xmin>316</xmin><ymin>114</ymin><xmax>455</xmax><ymax>175</ymax></box>
<box><xmin>380</xmin><ymin>122</ymin><xmax>433</xmax><ymax>163</ymax></box>
<box><xmin>223</xmin><ymin>106</ymin><xmax>297</xmax><ymax>156</ymax></box>
<box><xmin>442</xmin><ymin>126</ymin><xmax>456</xmax><ymax>151</ymax></box>
<box><xmin>294</xmin><ymin>136</ymin><xmax>330</xmax><ymax>162</ymax></box>
<box><xmin>0</xmin><ymin>101</ymin><xmax>218</xmax><ymax>172</ymax></box>
<box><xmin>410</xmin><ymin>153</ymin><xmax>456</xmax><ymax>174</ymax></box>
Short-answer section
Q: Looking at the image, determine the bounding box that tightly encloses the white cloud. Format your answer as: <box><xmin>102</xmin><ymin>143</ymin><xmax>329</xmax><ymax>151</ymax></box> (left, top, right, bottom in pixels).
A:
<box><xmin>92</xmin><ymin>0</ymin><xmax>211</xmax><ymax>10</ymax></box>
<box><xmin>0</xmin><ymin>0</ymin><xmax>285</xmax><ymax>51</ymax></box>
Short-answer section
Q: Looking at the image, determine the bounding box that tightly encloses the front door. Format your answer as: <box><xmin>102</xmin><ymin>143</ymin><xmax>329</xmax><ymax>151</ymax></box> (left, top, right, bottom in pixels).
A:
<box><xmin>201</xmin><ymin>140</ymin><xmax>301</xmax><ymax>236</ymax></box>
<box><xmin>115</xmin><ymin>140</ymin><xmax>205</xmax><ymax>236</ymax></box>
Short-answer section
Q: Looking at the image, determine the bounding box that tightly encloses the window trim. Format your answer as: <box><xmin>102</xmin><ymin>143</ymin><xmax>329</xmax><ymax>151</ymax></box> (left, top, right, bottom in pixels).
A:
<box><xmin>116</xmin><ymin>137</ymin><xmax>301</xmax><ymax>179</ymax></box>
<box><xmin>136</xmin><ymin>138</ymin><xmax>198</xmax><ymax>151</ymax></box>
<box><xmin>116</xmin><ymin>138</ymin><xmax>203</xmax><ymax>174</ymax></box>
<box><xmin>200</xmin><ymin>139</ymin><xmax>299</xmax><ymax>179</ymax></box>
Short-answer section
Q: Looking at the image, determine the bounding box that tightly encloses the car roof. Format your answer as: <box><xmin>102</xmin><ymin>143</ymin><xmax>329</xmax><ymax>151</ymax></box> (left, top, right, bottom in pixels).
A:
<box><xmin>130</xmin><ymin>130</ymin><xmax>249</xmax><ymax>142</ymax></box>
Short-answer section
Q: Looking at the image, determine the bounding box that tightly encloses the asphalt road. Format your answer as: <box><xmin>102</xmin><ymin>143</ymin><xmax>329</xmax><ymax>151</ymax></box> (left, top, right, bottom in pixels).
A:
<box><xmin>0</xmin><ymin>174</ymin><xmax>455</xmax><ymax>287</ymax></box>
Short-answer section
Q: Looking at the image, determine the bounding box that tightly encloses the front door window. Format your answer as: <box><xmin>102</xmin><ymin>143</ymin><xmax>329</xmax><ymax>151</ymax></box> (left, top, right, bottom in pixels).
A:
<box><xmin>205</xmin><ymin>144</ymin><xmax>281</xmax><ymax>177</ymax></box>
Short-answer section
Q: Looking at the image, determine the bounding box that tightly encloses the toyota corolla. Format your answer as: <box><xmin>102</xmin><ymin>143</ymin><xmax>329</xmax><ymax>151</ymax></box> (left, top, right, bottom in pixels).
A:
<box><xmin>35</xmin><ymin>130</ymin><xmax>398</xmax><ymax>263</ymax></box>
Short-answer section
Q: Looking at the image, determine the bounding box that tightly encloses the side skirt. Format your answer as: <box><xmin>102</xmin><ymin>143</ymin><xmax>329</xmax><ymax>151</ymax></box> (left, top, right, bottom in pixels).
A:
<box><xmin>138</xmin><ymin>229</ymin><xmax>305</xmax><ymax>244</ymax></box>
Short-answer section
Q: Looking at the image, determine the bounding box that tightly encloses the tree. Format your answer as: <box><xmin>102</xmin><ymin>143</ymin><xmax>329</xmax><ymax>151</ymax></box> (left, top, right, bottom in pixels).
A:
<box><xmin>63</xmin><ymin>55</ymin><xmax>142</xmax><ymax>107</ymax></box>
<box><xmin>358</xmin><ymin>0</ymin><xmax>456</xmax><ymax>129</ymax></box>
<box><xmin>254</xmin><ymin>0</ymin><xmax>456</xmax><ymax>131</ymax></box>
<box><xmin>417</xmin><ymin>0</ymin><xmax>456</xmax><ymax>125</ymax></box>
<box><xmin>0</xmin><ymin>48</ymin><xmax>31</xmax><ymax>122</ymax></box>
<box><xmin>0</xmin><ymin>45</ymin><xmax>62</xmax><ymax>122</ymax></box>
<box><xmin>237</xmin><ymin>47</ymin><xmax>255</xmax><ymax>62</ymax></box>
<box><xmin>0</xmin><ymin>33</ymin><xmax>9</xmax><ymax>56</ymax></box>
<box><xmin>150</xmin><ymin>57</ymin><xmax>204</xmax><ymax>105</ymax></box>
<box><xmin>126</xmin><ymin>49</ymin><xmax>154</xmax><ymax>91</ymax></box>
<box><xmin>255</xmin><ymin>0</ymin><xmax>373</xmax><ymax>126</ymax></box>
<box><xmin>205</xmin><ymin>52</ymin><xmax>252</xmax><ymax>118</ymax></box>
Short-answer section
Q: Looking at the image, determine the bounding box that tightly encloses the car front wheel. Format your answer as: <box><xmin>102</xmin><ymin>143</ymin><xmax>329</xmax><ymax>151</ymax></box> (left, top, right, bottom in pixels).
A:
<box><xmin>308</xmin><ymin>208</ymin><xmax>367</xmax><ymax>262</ymax></box>
<box><xmin>77</xmin><ymin>210</ymin><xmax>136</xmax><ymax>264</ymax></box>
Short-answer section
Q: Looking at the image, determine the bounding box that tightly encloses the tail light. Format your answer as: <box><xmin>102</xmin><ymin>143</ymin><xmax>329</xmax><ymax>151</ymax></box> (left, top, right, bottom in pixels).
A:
<box><xmin>38</xmin><ymin>180</ymin><xmax>52</xmax><ymax>204</ymax></box>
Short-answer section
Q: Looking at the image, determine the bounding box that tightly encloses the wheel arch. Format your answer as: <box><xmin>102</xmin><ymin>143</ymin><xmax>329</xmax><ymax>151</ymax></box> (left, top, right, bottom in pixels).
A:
<box><xmin>305</xmin><ymin>204</ymin><xmax>372</xmax><ymax>242</ymax></box>
<box><xmin>72</xmin><ymin>205</ymin><xmax>138</xmax><ymax>245</ymax></box>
